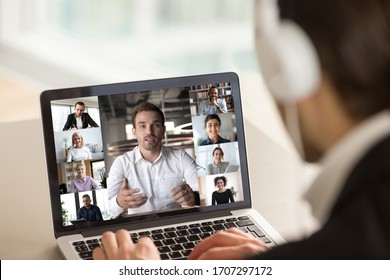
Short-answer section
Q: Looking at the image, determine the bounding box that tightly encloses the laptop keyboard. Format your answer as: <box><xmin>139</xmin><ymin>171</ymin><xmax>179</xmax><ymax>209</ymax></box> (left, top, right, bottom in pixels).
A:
<box><xmin>72</xmin><ymin>216</ymin><xmax>276</xmax><ymax>260</ymax></box>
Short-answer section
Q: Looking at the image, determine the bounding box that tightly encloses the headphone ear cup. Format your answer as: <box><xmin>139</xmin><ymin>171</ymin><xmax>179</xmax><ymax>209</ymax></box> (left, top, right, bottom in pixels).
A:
<box><xmin>256</xmin><ymin>10</ymin><xmax>321</xmax><ymax>102</ymax></box>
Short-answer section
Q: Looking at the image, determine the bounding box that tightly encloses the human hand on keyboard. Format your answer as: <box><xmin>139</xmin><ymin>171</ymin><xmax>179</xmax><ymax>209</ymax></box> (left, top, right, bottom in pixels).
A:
<box><xmin>188</xmin><ymin>228</ymin><xmax>269</xmax><ymax>260</ymax></box>
<box><xmin>93</xmin><ymin>229</ymin><xmax>160</xmax><ymax>260</ymax></box>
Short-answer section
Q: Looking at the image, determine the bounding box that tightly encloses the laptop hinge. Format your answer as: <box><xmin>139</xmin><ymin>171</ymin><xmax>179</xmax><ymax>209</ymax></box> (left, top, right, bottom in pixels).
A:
<box><xmin>79</xmin><ymin>210</ymin><xmax>233</xmax><ymax>238</ymax></box>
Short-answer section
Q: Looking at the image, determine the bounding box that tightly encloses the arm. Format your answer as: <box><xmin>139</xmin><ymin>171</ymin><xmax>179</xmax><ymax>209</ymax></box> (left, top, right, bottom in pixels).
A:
<box><xmin>216</xmin><ymin>99</ymin><xmax>228</xmax><ymax>113</ymax></box>
<box><xmin>228</xmin><ymin>189</ymin><xmax>235</xmax><ymax>203</ymax></box>
<box><xmin>70</xmin><ymin>180</ymin><xmax>76</xmax><ymax>193</ymax></box>
<box><xmin>206</xmin><ymin>163</ymin><xmax>213</xmax><ymax>175</ymax></box>
<box><xmin>84</xmin><ymin>113</ymin><xmax>99</xmax><ymax>128</ymax></box>
<box><xmin>212</xmin><ymin>192</ymin><xmax>216</xmax><ymax>205</ymax></box>
<box><xmin>95</xmin><ymin>206</ymin><xmax>103</xmax><ymax>221</ymax></box>
<box><xmin>85</xmin><ymin>147</ymin><xmax>92</xmax><ymax>159</ymax></box>
<box><xmin>90</xmin><ymin>177</ymin><xmax>101</xmax><ymax>190</ymax></box>
<box><xmin>107</xmin><ymin>156</ymin><xmax>148</xmax><ymax>218</ymax></box>
<box><xmin>170</xmin><ymin>149</ymin><xmax>199</xmax><ymax>207</ymax></box>
<box><xmin>107</xmin><ymin>157</ymin><xmax>127</xmax><ymax>218</ymax></box>
<box><xmin>197</xmin><ymin>102</ymin><xmax>203</xmax><ymax>116</ymax></box>
<box><xmin>77</xmin><ymin>208</ymin><xmax>82</xmax><ymax>220</ymax></box>
<box><xmin>62</xmin><ymin>114</ymin><xmax>73</xmax><ymax>131</ymax></box>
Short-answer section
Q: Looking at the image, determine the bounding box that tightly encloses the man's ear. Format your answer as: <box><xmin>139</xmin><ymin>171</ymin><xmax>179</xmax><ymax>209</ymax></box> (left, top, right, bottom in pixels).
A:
<box><xmin>132</xmin><ymin>127</ymin><xmax>136</xmax><ymax>135</ymax></box>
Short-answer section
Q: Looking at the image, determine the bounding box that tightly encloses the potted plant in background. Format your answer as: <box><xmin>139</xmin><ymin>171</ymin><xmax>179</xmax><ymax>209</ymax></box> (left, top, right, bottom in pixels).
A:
<box><xmin>230</xmin><ymin>186</ymin><xmax>238</xmax><ymax>198</ymax></box>
<box><xmin>61</xmin><ymin>201</ymin><xmax>68</xmax><ymax>226</ymax></box>
<box><xmin>63</xmin><ymin>137</ymin><xmax>69</xmax><ymax>158</ymax></box>
<box><xmin>99</xmin><ymin>168</ymin><xmax>107</xmax><ymax>188</ymax></box>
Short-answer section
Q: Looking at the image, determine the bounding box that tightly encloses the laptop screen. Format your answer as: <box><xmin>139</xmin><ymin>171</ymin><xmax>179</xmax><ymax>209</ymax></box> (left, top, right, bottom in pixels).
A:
<box><xmin>41</xmin><ymin>72</ymin><xmax>252</xmax><ymax>237</ymax></box>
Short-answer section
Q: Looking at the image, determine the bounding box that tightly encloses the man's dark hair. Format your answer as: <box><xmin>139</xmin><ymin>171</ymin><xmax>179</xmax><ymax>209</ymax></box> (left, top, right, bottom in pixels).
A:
<box><xmin>132</xmin><ymin>102</ymin><xmax>165</xmax><ymax>126</ymax></box>
<box><xmin>279</xmin><ymin>0</ymin><xmax>390</xmax><ymax>119</ymax></box>
<box><xmin>208</xmin><ymin>86</ymin><xmax>219</xmax><ymax>96</ymax></box>
<box><xmin>204</xmin><ymin>114</ymin><xmax>221</xmax><ymax>127</ymax></box>
<box><xmin>82</xmin><ymin>194</ymin><xmax>90</xmax><ymax>199</ymax></box>
<box><xmin>74</xmin><ymin>101</ymin><xmax>85</xmax><ymax>108</ymax></box>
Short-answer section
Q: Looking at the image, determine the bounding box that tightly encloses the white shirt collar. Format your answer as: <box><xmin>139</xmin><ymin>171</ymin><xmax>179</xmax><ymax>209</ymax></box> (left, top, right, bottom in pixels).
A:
<box><xmin>304</xmin><ymin>110</ymin><xmax>390</xmax><ymax>224</ymax></box>
<box><xmin>134</xmin><ymin>145</ymin><xmax>167</xmax><ymax>164</ymax></box>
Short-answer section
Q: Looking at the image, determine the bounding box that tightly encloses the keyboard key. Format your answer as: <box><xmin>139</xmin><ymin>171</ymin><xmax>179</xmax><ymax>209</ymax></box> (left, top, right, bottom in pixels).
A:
<box><xmin>188</xmin><ymin>228</ymin><xmax>201</xmax><ymax>235</ymax></box>
<box><xmin>152</xmin><ymin>234</ymin><xmax>165</xmax><ymax>241</ymax></box>
<box><xmin>160</xmin><ymin>253</ymin><xmax>170</xmax><ymax>260</ymax></box>
<box><xmin>177</xmin><ymin>230</ymin><xmax>189</xmax><ymax>236</ymax></box>
<box><xmin>88</xmin><ymin>243</ymin><xmax>100</xmax><ymax>250</ymax></box>
<box><xmin>79</xmin><ymin>251</ymin><xmax>93</xmax><ymax>259</ymax></box>
<box><xmin>170</xmin><ymin>244</ymin><xmax>184</xmax><ymax>251</ymax></box>
<box><xmin>200</xmin><ymin>226</ymin><xmax>213</xmax><ymax>232</ymax></box>
<box><xmin>86</xmin><ymin>239</ymin><xmax>99</xmax><ymax>244</ymax></box>
<box><xmin>182</xmin><ymin>250</ymin><xmax>192</xmax><ymax>257</ymax></box>
<box><xmin>74</xmin><ymin>245</ymin><xmax>89</xmax><ymax>252</ymax></box>
<box><xmin>73</xmin><ymin>241</ymin><xmax>85</xmax><ymax>246</ymax></box>
<box><xmin>176</xmin><ymin>225</ymin><xmax>188</xmax><ymax>230</ymax></box>
<box><xmin>158</xmin><ymin>246</ymin><xmax>171</xmax><ymax>253</ymax></box>
<box><xmin>247</xmin><ymin>225</ymin><xmax>265</xmax><ymax>237</ymax></box>
<box><xmin>189</xmin><ymin>223</ymin><xmax>201</xmax><ymax>228</ymax></box>
<box><xmin>236</xmin><ymin>219</ymin><xmax>254</xmax><ymax>227</ymax></box>
<box><xmin>224</xmin><ymin>222</ymin><xmax>237</xmax><ymax>228</ymax></box>
<box><xmin>212</xmin><ymin>224</ymin><xmax>225</xmax><ymax>231</ymax></box>
<box><xmin>131</xmin><ymin>237</ymin><xmax>138</xmax><ymax>244</ymax></box>
<box><xmin>164</xmin><ymin>232</ymin><xmax>177</xmax><ymax>238</ymax></box>
<box><xmin>168</xmin><ymin>251</ymin><xmax>182</xmax><ymax>259</ymax></box>
<box><xmin>175</xmin><ymin>237</ymin><xmax>188</xmax><ymax>244</ymax></box>
<box><xmin>163</xmin><ymin>239</ymin><xmax>175</xmax><ymax>246</ymax></box>
<box><xmin>187</xmin><ymin>235</ymin><xmax>200</xmax><ymax>242</ymax></box>
<box><xmin>238</xmin><ymin>216</ymin><xmax>250</xmax><ymax>220</ymax></box>
<box><xmin>183</xmin><ymin>242</ymin><xmax>195</xmax><ymax>249</ymax></box>
<box><xmin>260</xmin><ymin>237</ymin><xmax>271</xmax><ymax>243</ymax></box>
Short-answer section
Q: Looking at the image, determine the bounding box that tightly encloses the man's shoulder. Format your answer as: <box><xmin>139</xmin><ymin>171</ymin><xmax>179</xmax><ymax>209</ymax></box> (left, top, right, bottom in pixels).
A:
<box><xmin>115</xmin><ymin>148</ymin><xmax>138</xmax><ymax>162</ymax></box>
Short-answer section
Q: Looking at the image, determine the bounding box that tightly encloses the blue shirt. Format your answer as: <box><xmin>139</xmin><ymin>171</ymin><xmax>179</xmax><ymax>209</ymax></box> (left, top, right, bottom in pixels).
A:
<box><xmin>198</xmin><ymin>99</ymin><xmax>227</xmax><ymax>115</ymax></box>
<box><xmin>77</xmin><ymin>205</ymin><xmax>103</xmax><ymax>222</ymax></box>
<box><xmin>199</xmin><ymin>135</ymin><xmax>231</xmax><ymax>146</ymax></box>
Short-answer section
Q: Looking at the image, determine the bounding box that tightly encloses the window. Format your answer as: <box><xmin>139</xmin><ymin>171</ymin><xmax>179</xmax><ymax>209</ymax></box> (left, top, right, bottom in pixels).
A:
<box><xmin>0</xmin><ymin>0</ymin><xmax>257</xmax><ymax>88</ymax></box>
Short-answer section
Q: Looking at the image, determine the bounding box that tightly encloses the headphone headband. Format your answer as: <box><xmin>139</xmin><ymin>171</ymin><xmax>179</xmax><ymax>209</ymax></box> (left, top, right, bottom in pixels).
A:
<box><xmin>255</xmin><ymin>0</ymin><xmax>321</xmax><ymax>102</ymax></box>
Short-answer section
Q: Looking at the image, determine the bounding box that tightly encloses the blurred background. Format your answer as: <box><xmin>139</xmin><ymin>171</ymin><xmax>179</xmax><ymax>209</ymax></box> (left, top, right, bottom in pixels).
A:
<box><xmin>1</xmin><ymin>2</ymin><xmax>320</xmax><ymax>258</ymax></box>
<box><xmin>1</xmin><ymin>0</ymin><xmax>277</xmax><ymax>127</ymax></box>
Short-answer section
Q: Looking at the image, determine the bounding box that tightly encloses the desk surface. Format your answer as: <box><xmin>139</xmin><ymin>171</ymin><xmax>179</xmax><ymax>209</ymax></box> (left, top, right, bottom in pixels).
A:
<box><xmin>0</xmin><ymin>118</ymin><xmax>318</xmax><ymax>259</ymax></box>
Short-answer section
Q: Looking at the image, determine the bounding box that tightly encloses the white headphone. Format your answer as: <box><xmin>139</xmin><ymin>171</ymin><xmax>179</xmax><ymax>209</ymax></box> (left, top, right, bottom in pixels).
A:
<box><xmin>254</xmin><ymin>0</ymin><xmax>321</xmax><ymax>103</ymax></box>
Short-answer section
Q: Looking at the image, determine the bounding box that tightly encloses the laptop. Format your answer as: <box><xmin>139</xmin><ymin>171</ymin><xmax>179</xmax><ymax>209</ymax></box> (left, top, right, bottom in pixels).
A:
<box><xmin>225</xmin><ymin>164</ymin><xmax>240</xmax><ymax>173</ymax></box>
<box><xmin>40</xmin><ymin>72</ymin><xmax>285</xmax><ymax>260</ymax></box>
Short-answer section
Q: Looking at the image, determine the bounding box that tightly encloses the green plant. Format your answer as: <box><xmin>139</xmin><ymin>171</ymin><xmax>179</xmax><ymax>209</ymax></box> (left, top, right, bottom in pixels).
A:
<box><xmin>99</xmin><ymin>169</ymin><xmax>107</xmax><ymax>188</ymax></box>
<box><xmin>61</xmin><ymin>201</ymin><xmax>68</xmax><ymax>226</ymax></box>
<box><xmin>230</xmin><ymin>186</ymin><xmax>238</xmax><ymax>197</ymax></box>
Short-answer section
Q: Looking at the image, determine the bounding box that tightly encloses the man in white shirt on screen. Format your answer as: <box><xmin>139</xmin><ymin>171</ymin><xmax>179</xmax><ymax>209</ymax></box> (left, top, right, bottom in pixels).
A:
<box><xmin>107</xmin><ymin>102</ymin><xmax>199</xmax><ymax>218</ymax></box>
